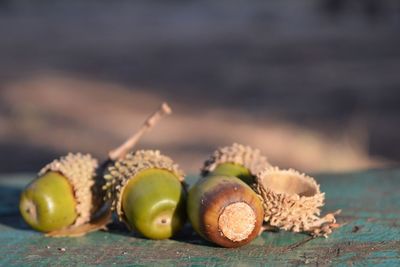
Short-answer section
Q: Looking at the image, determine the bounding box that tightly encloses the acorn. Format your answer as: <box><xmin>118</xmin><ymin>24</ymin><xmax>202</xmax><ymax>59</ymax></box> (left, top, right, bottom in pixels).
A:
<box><xmin>19</xmin><ymin>153</ymin><xmax>104</xmax><ymax>234</ymax></box>
<box><xmin>187</xmin><ymin>175</ymin><xmax>264</xmax><ymax>248</ymax></box>
<box><xmin>201</xmin><ymin>143</ymin><xmax>270</xmax><ymax>185</ymax></box>
<box><xmin>103</xmin><ymin>150</ymin><xmax>186</xmax><ymax>240</ymax></box>
<box><xmin>254</xmin><ymin>167</ymin><xmax>341</xmax><ymax>237</ymax></box>
<box><xmin>19</xmin><ymin>102</ymin><xmax>172</xmax><ymax>237</ymax></box>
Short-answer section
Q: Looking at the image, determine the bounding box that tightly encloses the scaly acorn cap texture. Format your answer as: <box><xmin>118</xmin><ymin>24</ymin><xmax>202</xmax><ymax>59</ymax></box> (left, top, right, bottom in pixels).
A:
<box><xmin>103</xmin><ymin>150</ymin><xmax>185</xmax><ymax>222</ymax></box>
<box><xmin>38</xmin><ymin>153</ymin><xmax>99</xmax><ymax>226</ymax></box>
<box><xmin>254</xmin><ymin>167</ymin><xmax>339</xmax><ymax>237</ymax></box>
<box><xmin>201</xmin><ymin>143</ymin><xmax>271</xmax><ymax>178</ymax></box>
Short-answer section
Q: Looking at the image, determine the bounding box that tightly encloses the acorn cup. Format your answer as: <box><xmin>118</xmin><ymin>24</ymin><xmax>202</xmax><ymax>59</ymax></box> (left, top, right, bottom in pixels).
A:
<box><xmin>187</xmin><ymin>175</ymin><xmax>264</xmax><ymax>248</ymax></box>
<box><xmin>254</xmin><ymin>167</ymin><xmax>341</xmax><ymax>237</ymax></box>
<box><xmin>103</xmin><ymin>150</ymin><xmax>187</xmax><ymax>240</ymax></box>
<box><xmin>201</xmin><ymin>143</ymin><xmax>271</xmax><ymax>185</ymax></box>
<box><xmin>19</xmin><ymin>102</ymin><xmax>172</xmax><ymax>237</ymax></box>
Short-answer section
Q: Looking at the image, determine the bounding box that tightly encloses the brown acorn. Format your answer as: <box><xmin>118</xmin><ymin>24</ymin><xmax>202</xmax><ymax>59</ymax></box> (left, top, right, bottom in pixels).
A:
<box><xmin>187</xmin><ymin>175</ymin><xmax>264</xmax><ymax>248</ymax></box>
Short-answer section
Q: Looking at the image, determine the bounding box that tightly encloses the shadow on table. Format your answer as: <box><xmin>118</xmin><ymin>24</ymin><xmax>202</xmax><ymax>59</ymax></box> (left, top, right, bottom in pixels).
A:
<box><xmin>0</xmin><ymin>185</ymin><xmax>30</xmax><ymax>230</ymax></box>
<box><xmin>107</xmin><ymin>219</ymin><xmax>216</xmax><ymax>247</ymax></box>
<box><xmin>172</xmin><ymin>224</ymin><xmax>219</xmax><ymax>248</ymax></box>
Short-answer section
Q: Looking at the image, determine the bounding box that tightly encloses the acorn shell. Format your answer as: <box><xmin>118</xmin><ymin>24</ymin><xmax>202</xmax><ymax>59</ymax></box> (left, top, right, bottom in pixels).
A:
<box><xmin>201</xmin><ymin>143</ymin><xmax>271</xmax><ymax>178</ymax></box>
<box><xmin>254</xmin><ymin>167</ymin><xmax>337</xmax><ymax>236</ymax></box>
<box><xmin>38</xmin><ymin>153</ymin><xmax>99</xmax><ymax>226</ymax></box>
<box><xmin>103</xmin><ymin>150</ymin><xmax>185</xmax><ymax>222</ymax></box>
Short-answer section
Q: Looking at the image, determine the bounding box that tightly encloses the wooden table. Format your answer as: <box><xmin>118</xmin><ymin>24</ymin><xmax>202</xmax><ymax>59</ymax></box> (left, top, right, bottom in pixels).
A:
<box><xmin>1</xmin><ymin>169</ymin><xmax>399</xmax><ymax>266</ymax></box>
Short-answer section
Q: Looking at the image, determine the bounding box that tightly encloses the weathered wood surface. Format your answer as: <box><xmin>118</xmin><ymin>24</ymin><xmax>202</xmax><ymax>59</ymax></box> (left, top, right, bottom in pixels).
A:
<box><xmin>1</xmin><ymin>169</ymin><xmax>399</xmax><ymax>266</ymax></box>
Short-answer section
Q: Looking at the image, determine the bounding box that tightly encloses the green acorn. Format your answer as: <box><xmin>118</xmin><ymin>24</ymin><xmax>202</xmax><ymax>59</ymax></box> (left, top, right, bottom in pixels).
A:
<box><xmin>103</xmin><ymin>150</ymin><xmax>186</xmax><ymax>240</ymax></box>
<box><xmin>19</xmin><ymin>153</ymin><xmax>103</xmax><ymax>234</ymax></box>
<box><xmin>201</xmin><ymin>143</ymin><xmax>270</xmax><ymax>185</ymax></box>
<box><xmin>187</xmin><ymin>175</ymin><xmax>264</xmax><ymax>248</ymax></box>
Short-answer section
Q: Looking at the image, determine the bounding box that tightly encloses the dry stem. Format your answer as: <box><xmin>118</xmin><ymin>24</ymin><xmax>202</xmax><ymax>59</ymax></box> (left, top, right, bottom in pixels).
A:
<box><xmin>108</xmin><ymin>102</ymin><xmax>172</xmax><ymax>161</ymax></box>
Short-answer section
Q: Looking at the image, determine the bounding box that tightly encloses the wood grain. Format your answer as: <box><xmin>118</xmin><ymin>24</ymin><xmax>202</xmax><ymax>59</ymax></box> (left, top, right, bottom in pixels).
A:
<box><xmin>1</xmin><ymin>169</ymin><xmax>399</xmax><ymax>266</ymax></box>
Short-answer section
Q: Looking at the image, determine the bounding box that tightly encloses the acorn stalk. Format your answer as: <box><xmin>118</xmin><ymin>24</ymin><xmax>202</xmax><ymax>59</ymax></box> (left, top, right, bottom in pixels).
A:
<box><xmin>108</xmin><ymin>102</ymin><xmax>172</xmax><ymax>161</ymax></box>
<box><xmin>187</xmin><ymin>175</ymin><xmax>264</xmax><ymax>248</ymax></box>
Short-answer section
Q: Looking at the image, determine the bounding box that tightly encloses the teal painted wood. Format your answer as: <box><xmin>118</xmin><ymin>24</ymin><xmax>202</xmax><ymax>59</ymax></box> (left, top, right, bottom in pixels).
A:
<box><xmin>0</xmin><ymin>169</ymin><xmax>399</xmax><ymax>266</ymax></box>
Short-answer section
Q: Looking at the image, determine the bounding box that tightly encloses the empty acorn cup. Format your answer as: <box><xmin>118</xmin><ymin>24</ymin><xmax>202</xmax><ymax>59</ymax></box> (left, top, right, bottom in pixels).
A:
<box><xmin>187</xmin><ymin>175</ymin><xmax>264</xmax><ymax>248</ymax></box>
<box><xmin>254</xmin><ymin>167</ymin><xmax>341</xmax><ymax>237</ymax></box>
<box><xmin>201</xmin><ymin>143</ymin><xmax>270</xmax><ymax>185</ymax></box>
<box><xmin>103</xmin><ymin>150</ymin><xmax>187</xmax><ymax>240</ymax></box>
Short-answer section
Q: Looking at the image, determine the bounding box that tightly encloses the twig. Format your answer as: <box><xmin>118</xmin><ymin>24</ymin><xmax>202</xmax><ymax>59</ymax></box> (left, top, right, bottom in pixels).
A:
<box><xmin>108</xmin><ymin>102</ymin><xmax>172</xmax><ymax>161</ymax></box>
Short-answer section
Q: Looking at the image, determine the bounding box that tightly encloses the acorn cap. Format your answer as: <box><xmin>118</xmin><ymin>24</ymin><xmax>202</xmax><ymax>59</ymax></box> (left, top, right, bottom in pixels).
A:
<box><xmin>254</xmin><ymin>167</ymin><xmax>339</xmax><ymax>237</ymax></box>
<box><xmin>38</xmin><ymin>153</ymin><xmax>99</xmax><ymax>226</ymax></box>
<box><xmin>103</xmin><ymin>150</ymin><xmax>185</xmax><ymax>222</ymax></box>
<box><xmin>201</xmin><ymin>143</ymin><xmax>271</xmax><ymax>178</ymax></box>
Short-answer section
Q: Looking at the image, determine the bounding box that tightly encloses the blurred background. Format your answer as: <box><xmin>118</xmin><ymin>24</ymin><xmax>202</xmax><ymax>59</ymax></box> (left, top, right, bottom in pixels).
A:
<box><xmin>0</xmin><ymin>1</ymin><xmax>400</xmax><ymax>175</ymax></box>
